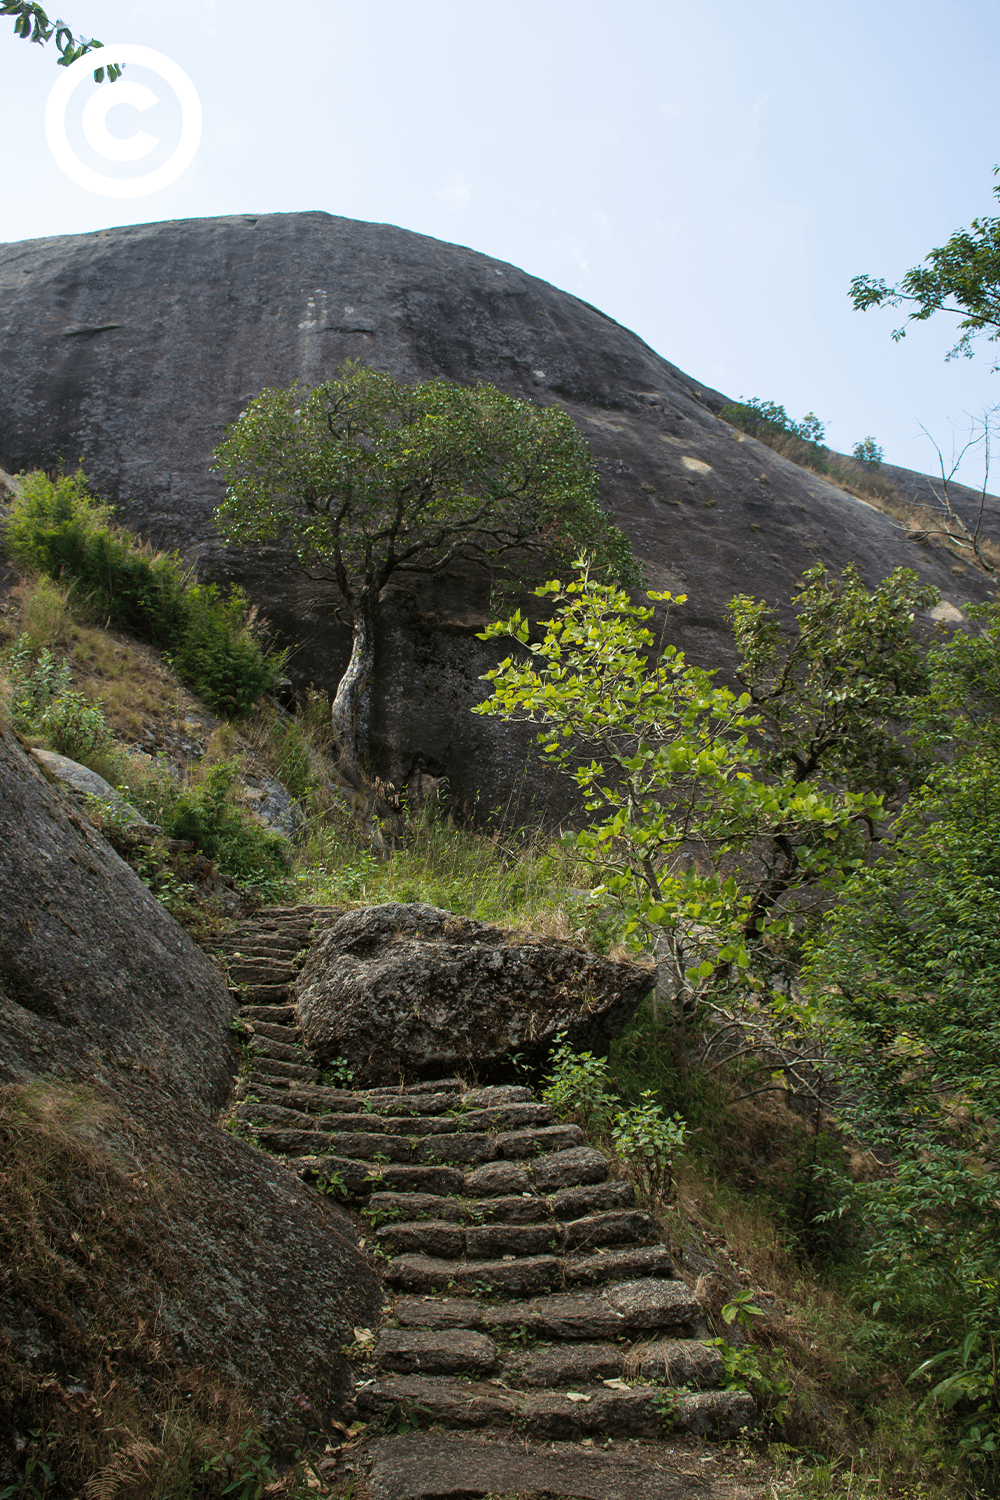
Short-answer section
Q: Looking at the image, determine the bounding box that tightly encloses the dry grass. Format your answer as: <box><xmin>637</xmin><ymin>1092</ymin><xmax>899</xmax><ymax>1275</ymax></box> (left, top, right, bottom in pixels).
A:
<box><xmin>739</xmin><ymin>430</ymin><xmax>1000</xmax><ymax>578</ymax></box>
<box><xmin>0</xmin><ymin>574</ymin><xmax>216</xmax><ymax>750</ymax></box>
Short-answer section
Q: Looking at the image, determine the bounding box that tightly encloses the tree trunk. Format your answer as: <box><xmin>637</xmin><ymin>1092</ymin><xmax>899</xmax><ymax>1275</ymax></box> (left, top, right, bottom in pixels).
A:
<box><xmin>330</xmin><ymin>593</ymin><xmax>376</xmax><ymax>787</ymax></box>
<box><xmin>653</xmin><ymin>928</ymin><xmax>689</xmax><ymax>1081</ymax></box>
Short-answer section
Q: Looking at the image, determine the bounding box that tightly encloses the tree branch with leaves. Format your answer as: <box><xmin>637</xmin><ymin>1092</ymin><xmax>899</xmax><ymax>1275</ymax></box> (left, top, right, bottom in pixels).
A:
<box><xmin>1</xmin><ymin>1</ymin><xmax>121</xmax><ymax>79</ymax></box>
<box><xmin>475</xmin><ymin>563</ymin><xmax>931</xmax><ymax>1079</ymax></box>
<box><xmin>850</xmin><ymin>167</ymin><xmax>1000</xmax><ymax>368</ymax></box>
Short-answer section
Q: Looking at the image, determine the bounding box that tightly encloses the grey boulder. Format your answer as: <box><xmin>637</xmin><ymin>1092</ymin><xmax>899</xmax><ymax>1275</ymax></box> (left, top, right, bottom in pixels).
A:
<box><xmin>294</xmin><ymin>902</ymin><xmax>653</xmax><ymax>1085</ymax></box>
<box><xmin>31</xmin><ymin>747</ymin><xmax>148</xmax><ymax>828</ymax></box>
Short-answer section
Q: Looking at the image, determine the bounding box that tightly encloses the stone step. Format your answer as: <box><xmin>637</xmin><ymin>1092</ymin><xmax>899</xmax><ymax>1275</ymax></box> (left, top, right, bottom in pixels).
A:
<box><xmin>387</xmin><ymin>1252</ymin><xmax>561</xmax><ymax>1297</ymax></box>
<box><xmin>255</xmin><ymin>1128</ymin><xmax>497</xmax><ymax>1163</ymax></box>
<box><xmin>502</xmin><ymin>1337</ymin><xmax>724</xmax><ymax>1390</ymax></box>
<box><xmin>239</xmin><ymin>1004</ymin><xmax>297</xmax><ymax>1025</ymax></box>
<box><xmin>374</xmin><ymin>1327</ymin><xmax>498</xmax><ymax>1377</ymax></box>
<box><xmin>249</xmin><ymin>1037</ymin><xmax>309</xmax><ymax>1065</ymax></box>
<box><xmin>465</xmin><ymin>1147</ymin><xmax>609</xmax><ymax>1200</ymax></box>
<box><xmin>227</xmin><ymin>943</ymin><xmax>304</xmax><ymax>960</ymax></box>
<box><xmin>493</xmin><ymin>1124</ymin><xmax>584</xmax><ymax>1158</ymax></box>
<box><xmin>402</xmin><ymin>1078</ymin><xmax>466</xmax><ymax>1093</ymax></box>
<box><xmin>448</xmin><ymin>1103</ymin><xmax>555</xmax><ymax>1132</ymax></box>
<box><xmin>245</xmin><ymin>1021</ymin><xmax>302</xmax><ymax>1045</ymax></box>
<box><xmin>393</xmin><ymin>1278</ymin><xmax>701</xmax><ymax>1340</ymax></box>
<box><xmin>235</xmin><ymin>1079</ymin><xmax>302</xmax><ymax>1107</ymax></box>
<box><xmin>375</xmin><ymin>1211</ymin><xmax>656</xmax><ymax>1261</ymax></box>
<box><xmin>302</xmin><ymin>1158</ymin><xmax>467</xmax><ymax>1198</ymax></box>
<box><xmin>550</xmin><ymin>1180</ymin><xmax>635</xmax><ymax>1217</ymax></box>
<box><xmin>363</xmin><ymin>1431</ymin><xmax>750</xmax><ymax>1500</ymax></box>
<box><xmin>238</xmin><ymin>983</ymin><xmax>292</xmax><ymax>1005</ymax></box>
<box><xmin>367</xmin><ymin>1181</ymin><xmax>635</xmax><ymax>1227</ymax></box>
<box><xmin>385</xmin><ymin>1245</ymin><xmax>676</xmax><ymax>1297</ymax></box>
<box><xmin>229</xmin><ymin>962</ymin><xmax>298</xmax><ymax>984</ymax></box>
<box><xmin>273</xmin><ymin>1086</ymin><xmax>461</xmax><ymax>1118</ymax></box>
<box><xmin>459</xmin><ymin>1085</ymin><xmax>534</xmax><ymax>1107</ymax></box>
<box><xmin>357</xmin><ymin>1374</ymin><xmax>754</xmax><ymax>1441</ymax></box>
<box><xmin>282</xmin><ymin>1112</ymin><xmax>460</xmax><ymax>1138</ymax></box>
<box><xmin>246</xmin><ymin>1059</ymin><xmax>318</xmax><ymax>1084</ymax></box>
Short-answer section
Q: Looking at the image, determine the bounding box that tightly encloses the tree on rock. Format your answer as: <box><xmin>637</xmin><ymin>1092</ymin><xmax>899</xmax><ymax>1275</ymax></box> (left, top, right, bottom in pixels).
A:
<box><xmin>213</xmin><ymin>361</ymin><xmax>638</xmax><ymax>782</ymax></box>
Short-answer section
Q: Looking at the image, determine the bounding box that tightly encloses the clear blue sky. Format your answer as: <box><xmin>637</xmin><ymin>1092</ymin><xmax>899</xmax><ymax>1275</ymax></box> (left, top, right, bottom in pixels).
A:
<box><xmin>3</xmin><ymin>0</ymin><xmax>998</xmax><ymax>483</ymax></box>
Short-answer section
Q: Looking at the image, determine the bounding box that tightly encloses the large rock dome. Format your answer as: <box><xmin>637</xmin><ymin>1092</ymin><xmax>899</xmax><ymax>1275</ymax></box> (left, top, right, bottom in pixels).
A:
<box><xmin>0</xmin><ymin>212</ymin><xmax>990</xmax><ymax>811</ymax></box>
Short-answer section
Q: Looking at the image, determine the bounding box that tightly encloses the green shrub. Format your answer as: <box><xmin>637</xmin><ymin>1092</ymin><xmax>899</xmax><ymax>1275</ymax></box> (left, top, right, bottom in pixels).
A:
<box><xmin>610</xmin><ymin>1091</ymin><xmax>687</xmax><ymax>1204</ymax></box>
<box><xmin>541</xmin><ymin>1035</ymin><xmax>619</xmax><ymax>1131</ymax></box>
<box><xmin>6</xmin><ymin>469</ymin><xmax>283</xmax><ymax>718</ymax></box>
<box><xmin>163</xmin><ymin>759</ymin><xmax>290</xmax><ymax>895</ymax></box>
<box><xmin>38</xmin><ymin>688</ymin><xmax>109</xmax><ymax>760</ymax></box>
<box><xmin>2</xmin><ymin>634</ymin><xmax>110</xmax><ymax>760</ymax></box>
<box><xmin>3</xmin><ymin>636</ymin><xmax>72</xmax><ymax>733</ymax></box>
<box><xmin>540</xmin><ymin>1038</ymin><xmax>688</xmax><ymax>1204</ymax></box>
<box><xmin>719</xmin><ymin>393</ymin><xmax>827</xmax><ymax>456</ymax></box>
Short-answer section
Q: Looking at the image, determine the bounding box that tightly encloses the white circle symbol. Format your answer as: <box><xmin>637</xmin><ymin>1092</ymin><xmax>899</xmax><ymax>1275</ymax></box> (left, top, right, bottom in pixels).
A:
<box><xmin>45</xmin><ymin>45</ymin><xmax>202</xmax><ymax>198</ymax></box>
<box><xmin>81</xmin><ymin>81</ymin><xmax>160</xmax><ymax>163</ymax></box>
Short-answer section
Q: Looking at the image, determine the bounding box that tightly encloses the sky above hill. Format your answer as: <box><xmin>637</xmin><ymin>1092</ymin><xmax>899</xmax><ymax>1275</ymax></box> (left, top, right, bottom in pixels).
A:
<box><xmin>2</xmin><ymin>0</ymin><xmax>998</xmax><ymax>485</ymax></box>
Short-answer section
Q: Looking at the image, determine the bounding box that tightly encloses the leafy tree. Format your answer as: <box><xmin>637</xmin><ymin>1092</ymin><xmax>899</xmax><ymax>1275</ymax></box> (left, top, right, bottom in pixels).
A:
<box><xmin>213</xmin><ymin>362</ymin><xmax>638</xmax><ymax>782</ymax></box>
<box><xmin>1</xmin><ymin>1</ymin><xmax>121</xmax><ymax>79</ymax></box>
<box><xmin>850</xmin><ymin>168</ymin><xmax>1000</xmax><ymax>368</ymax></box>
<box><xmin>851</xmin><ymin>436</ymin><xmax>884</xmax><ymax>468</ymax></box>
<box><xmin>474</xmin><ymin>562</ymin><xmax>930</xmax><ymax>1075</ymax></box>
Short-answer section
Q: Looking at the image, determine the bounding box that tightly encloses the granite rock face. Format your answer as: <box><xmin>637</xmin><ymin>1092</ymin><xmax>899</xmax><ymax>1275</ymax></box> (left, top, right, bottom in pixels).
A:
<box><xmin>0</xmin><ymin>213</ymin><xmax>993</xmax><ymax>816</ymax></box>
<box><xmin>294</xmin><ymin>901</ymin><xmax>654</xmax><ymax>1084</ymax></box>
<box><xmin>0</xmin><ymin>725</ymin><xmax>380</xmax><ymax>1444</ymax></box>
<box><xmin>0</xmin><ymin>722</ymin><xmax>232</xmax><ymax>1104</ymax></box>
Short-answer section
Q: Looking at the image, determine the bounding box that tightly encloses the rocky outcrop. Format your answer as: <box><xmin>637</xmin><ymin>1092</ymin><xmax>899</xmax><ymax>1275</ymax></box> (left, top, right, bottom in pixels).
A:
<box><xmin>0</xmin><ymin>213</ymin><xmax>993</xmax><ymax>818</ymax></box>
<box><xmin>293</xmin><ymin>902</ymin><xmax>654</xmax><ymax>1085</ymax></box>
<box><xmin>0</xmin><ymin>723</ymin><xmax>232</xmax><ymax>1102</ymax></box>
<box><xmin>30</xmin><ymin>747</ymin><xmax>147</xmax><ymax>827</ymax></box>
<box><xmin>0</xmin><ymin>724</ymin><xmax>380</xmax><ymax>1452</ymax></box>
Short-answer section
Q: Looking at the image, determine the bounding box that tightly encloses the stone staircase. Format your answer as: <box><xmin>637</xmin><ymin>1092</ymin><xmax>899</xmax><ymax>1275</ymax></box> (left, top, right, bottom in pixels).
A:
<box><xmin>216</xmin><ymin>906</ymin><xmax>756</xmax><ymax>1499</ymax></box>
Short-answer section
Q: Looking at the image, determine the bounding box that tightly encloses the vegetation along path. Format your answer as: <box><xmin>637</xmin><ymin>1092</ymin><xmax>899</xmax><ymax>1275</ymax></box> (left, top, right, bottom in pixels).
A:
<box><xmin>215</xmin><ymin>906</ymin><xmax>757</xmax><ymax>1500</ymax></box>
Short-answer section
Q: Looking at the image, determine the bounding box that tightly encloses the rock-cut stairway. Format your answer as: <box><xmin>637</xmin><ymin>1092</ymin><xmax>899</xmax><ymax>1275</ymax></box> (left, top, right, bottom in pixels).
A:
<box><xmin>217</xmin><ymin>906</ymin><xmax>756</xmax><ymax>1500</ymax></box>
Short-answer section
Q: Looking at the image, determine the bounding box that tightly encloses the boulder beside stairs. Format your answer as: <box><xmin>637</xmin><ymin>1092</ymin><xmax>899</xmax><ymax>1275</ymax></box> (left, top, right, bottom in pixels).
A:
<box><xmin>294</xmin><ymin>901</ymin><xmax>656</xmax><ymax>1086</ymax></box>
<box><xmin>219</xmin><ymin>903</ymin><xmax>756</xmax><ymax>1500</ymax></box>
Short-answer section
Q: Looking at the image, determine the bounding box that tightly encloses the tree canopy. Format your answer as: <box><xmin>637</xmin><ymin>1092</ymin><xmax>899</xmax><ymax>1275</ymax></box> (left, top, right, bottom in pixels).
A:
<box><xmin>474</xmin><ymin>561</ymin><xmax>934</xmax><ymax>1076</ymax></box>
<box><xmin>850</xmin><ymin>168</ymin><xmax>1000</xmax><ymax>368</ymax></box>
<box><xmin>2</xmin><ymin>1</ymin><xmax>120</xmax><ymax>79</ymax></box>
<box><xmin>213</xmin><ymin>361</ymin><xmax>638</xmax><ymax>781</ymax></box>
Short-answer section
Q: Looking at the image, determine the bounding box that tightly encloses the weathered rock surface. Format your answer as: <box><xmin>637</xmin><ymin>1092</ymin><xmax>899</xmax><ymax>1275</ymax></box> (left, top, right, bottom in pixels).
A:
<box><xmin>0</xmin><ymin>213</ymin><xmax>993</xmax><ymax>819</ymax></box>
<box><xmin>30</xmin><ymin>746</ymin><xmax>147</xmax><ymax>827</ymax></box>
<box><xmin>0</xmin><ymin>723</ymin><xmax>231</xmax><ymax>1102</ymax></box>
<box><xmin>293</xmin><ymin>901</ymin><xmax>654</xmax><ymax>1084</ymax></box>
<box><xmin>0</xmin><ymin>725</ymin><xmax>380</xmax><ymax>1450</ymax></box>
